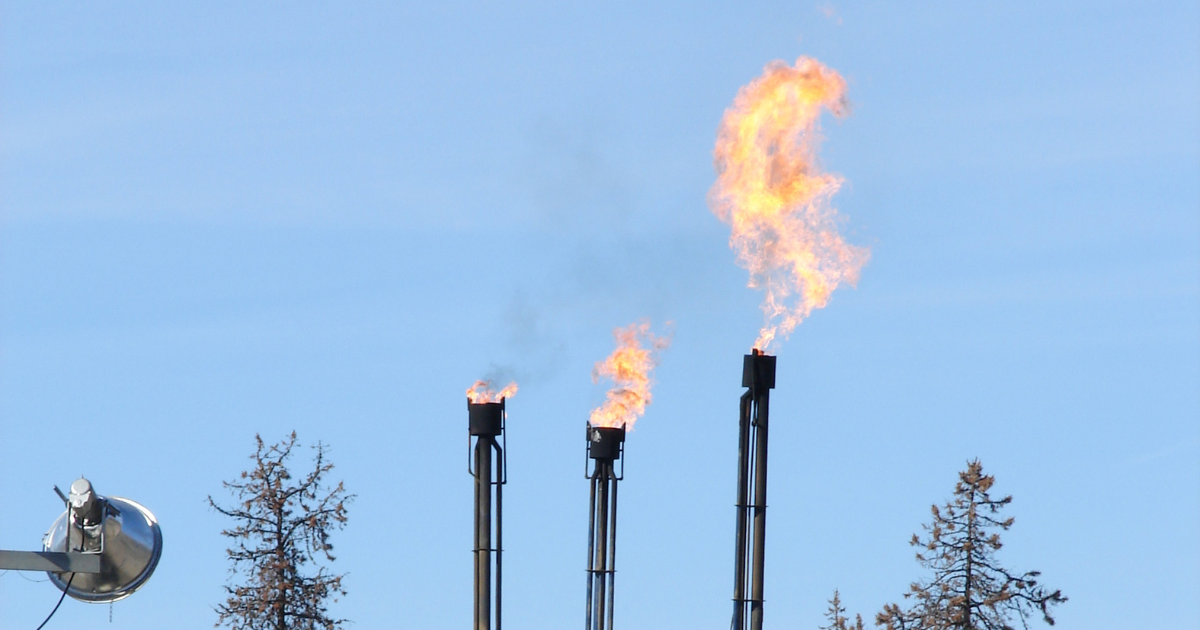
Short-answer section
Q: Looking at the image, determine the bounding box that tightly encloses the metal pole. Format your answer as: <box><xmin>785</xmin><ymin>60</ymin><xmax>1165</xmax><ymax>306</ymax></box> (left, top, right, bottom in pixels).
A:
<box><xmin>593</xmin><ymin>464</ymin><xmax>610</xmax><ymax>630</ymax></box>
<box><xmin>494</xmin><ymin>440</ymin><xmax>503</xmax><ymax>630</ymax></box>
<box><xmin>605</xmin><ymin>468</ymin><xmax>618</xmax><ymax>630</ymax></box>
<box><xmin>473</xmin><ymin>440</ymin><xmax>481</xmax><ymax>630</ymax></box>
<box><xmin>585</xmin><ymin>474</ymin><xmax>598</xmax><ymax>630</ymax></box>
<box><xmin>475</xmin><ymin>437</ymin><xmax>493</xmax><ymax>630</ymax></box>
<box><xmin>731</xmin><ymin>391</ymin><xmax>753</xmax><ymax>630</ymax></box>
<box><xmin>748</xmin><ymin>388</ymin><xmax>770</xmax><ymax>630</ymax></box>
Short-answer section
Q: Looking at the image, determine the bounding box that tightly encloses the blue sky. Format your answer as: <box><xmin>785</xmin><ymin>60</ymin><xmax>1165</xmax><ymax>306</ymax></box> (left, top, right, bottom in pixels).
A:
<box><xmin>2</xmin><ymin>2</ymin><xmax>1197</xmax><ymax>628</ymax></box>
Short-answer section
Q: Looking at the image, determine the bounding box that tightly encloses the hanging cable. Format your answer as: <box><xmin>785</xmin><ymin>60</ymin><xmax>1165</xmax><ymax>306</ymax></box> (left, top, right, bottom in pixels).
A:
<box><xmin>35</xmin><ymin>571</ymin><xmax>74</xmax><ymax>630</ymax></box>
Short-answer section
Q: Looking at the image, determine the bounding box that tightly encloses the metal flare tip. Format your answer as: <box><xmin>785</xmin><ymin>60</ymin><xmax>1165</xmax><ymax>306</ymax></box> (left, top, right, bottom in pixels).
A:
<box><xmin>586</xmin><ymin>425</ymin><xmax>625</xmax><ymax>460</ymax></box>
<box><xmin>742</xmin><ymin>352</ymin><xmax>777</xmax><ymax>390</ymax></box>
<box><xmin>467</xmin><ymin>400</ymin><xmax>504</xmax><ymax>436</ymax></box>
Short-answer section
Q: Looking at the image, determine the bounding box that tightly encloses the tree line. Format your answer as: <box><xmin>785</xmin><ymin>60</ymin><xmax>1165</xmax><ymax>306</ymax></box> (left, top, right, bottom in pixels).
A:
<box><xmin>207</xmin><ymin>435</ymin><xmax>1063</xmax><ymax>630</ymax></box>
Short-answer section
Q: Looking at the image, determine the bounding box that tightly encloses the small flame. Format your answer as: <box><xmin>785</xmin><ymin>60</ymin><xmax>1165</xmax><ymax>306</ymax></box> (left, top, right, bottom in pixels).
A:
<box><xmin>466</xmin><ymin>380</ymin><xmax>518</xmax><ymax>404</ymax></box>
<box><xmin>588</xmin><ymin>322</ymin><xmax>670</xmax><ymax>431</ymax></box>
<box><xmin>709</xmin><ymin>57</ymin><xmax>870</xmax><ymax>352</ymax></box>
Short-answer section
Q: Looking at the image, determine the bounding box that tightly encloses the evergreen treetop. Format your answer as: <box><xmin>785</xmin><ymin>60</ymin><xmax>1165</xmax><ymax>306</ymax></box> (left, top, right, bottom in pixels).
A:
<box><xmin>876</xmin><ymin>460</ymin><xmax>1065</xmax><ymax>630</ymax></box>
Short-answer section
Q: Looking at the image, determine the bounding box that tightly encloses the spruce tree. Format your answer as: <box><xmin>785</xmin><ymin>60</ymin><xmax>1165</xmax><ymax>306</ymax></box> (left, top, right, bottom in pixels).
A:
<box><xmin>876</xmin><ymin>460</ymin><xmax>1065</xmax><ymax>630</ymax></box>
<box><xmin>208</xmin><ymin>432</ymin><xmax>353</xmax><ymax>630</ymax></box>
<box><xmin>820</xmin><ymin>590</ymin><xmax>864</xmax><ymax>630</ymax></box>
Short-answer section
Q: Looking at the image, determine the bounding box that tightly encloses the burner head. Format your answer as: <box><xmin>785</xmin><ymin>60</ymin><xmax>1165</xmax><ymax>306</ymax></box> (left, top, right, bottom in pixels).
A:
<box><xmin>468</xmin><ymin>401</ymin><xmax>504</xmax><ymax>436</ymax></box>
<box><xmin>587</xmin><ymin>425</ymin><xmax>625</xmax><ymax>460</ymax></box>
<box><xmin>742</xmin><ymin>352</ymin><xmax>777</xmax><ymax>390</ymax></box>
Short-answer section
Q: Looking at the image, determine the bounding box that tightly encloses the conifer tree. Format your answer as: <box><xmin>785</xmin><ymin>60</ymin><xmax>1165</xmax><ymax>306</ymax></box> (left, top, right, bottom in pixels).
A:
<box><xmin>208</xmin><ymin>432</ymin><xmax>353</xmax><ymax>630</ymax></box>
<box><xmin>876</xmin><ymin>460</ymin><xmax>1065</xmax><ymax>630</ymax></box>
<box><xmin>820</xmin><ymin>590</ymin><xmax>864</xmax><ymax>630</ymax></box>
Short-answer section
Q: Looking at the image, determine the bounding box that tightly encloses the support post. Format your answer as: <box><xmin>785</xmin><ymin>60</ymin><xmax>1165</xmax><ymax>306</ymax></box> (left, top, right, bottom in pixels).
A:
<box><xmin>749</xmin><ymin>386</ymin><xmax>770</xmax><ymax>630</ymax></box>
<box><xmin>731</xmin><ymin>391</ymin><xmax>752</xmax><ymax>629</ymax></box>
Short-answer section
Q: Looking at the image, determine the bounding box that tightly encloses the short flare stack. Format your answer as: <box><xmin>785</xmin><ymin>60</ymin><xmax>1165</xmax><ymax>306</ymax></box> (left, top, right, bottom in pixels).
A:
<box><xmin>468</xmin><ymin>397</ymin><xmax>508</xmax><ymax>630</ymax></box>
<box><xmin>584</xmin><ymin>424</ymin><xmax>625</xmax><ymax>630</ymax></box>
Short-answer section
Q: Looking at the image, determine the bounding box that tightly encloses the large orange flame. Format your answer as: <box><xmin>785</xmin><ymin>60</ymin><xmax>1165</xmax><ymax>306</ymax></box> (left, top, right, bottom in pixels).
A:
<box><xmin>588</xmin><ymin>323</ymin><xmax>670</xmax><ymax>431</ymax></box>
<box><xmin>709</xmin><ymin>57</ymin><xmax>870</xmax><ymax>353</ymax></box>
<box><xmin>466</xmin><ymin>380</ymin><xmax>517</xmax><ymax>404</ymax></box>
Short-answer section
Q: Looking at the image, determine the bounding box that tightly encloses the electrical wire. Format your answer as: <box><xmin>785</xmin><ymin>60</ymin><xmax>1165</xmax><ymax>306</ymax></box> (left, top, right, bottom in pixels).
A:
<box><xmin>34</xmin><ymin>571</ymin><xmax>74</xmax><ymax>630</ymax></box>
<box><xmin>19</xmin><ymin>571</ymin><xmax>50</xmax><ymax>583</ymax></box>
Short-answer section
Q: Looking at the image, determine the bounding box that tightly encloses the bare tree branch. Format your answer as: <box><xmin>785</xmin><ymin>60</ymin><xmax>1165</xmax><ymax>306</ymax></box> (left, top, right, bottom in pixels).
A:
<box><xmin>208</xmin><ymin>433</ymin><xmax>355</xmax><ymax>630</ymax></box>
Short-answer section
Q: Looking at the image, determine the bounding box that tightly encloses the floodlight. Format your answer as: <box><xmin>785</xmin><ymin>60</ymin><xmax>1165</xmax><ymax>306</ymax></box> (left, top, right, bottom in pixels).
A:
<box><xmin>0</xmin><ymin>477</ymin><xmax>163</xmax><ymax>606</ymax></box>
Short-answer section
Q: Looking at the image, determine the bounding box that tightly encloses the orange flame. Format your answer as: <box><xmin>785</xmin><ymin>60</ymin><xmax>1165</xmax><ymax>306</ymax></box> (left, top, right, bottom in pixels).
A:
<box><xmin>709</xmin><ymin>57</ymin><xmax>870</xmax><ymax>352</ymax></box>
<box><xmin>588</xmin><ymin>322</ymin><xmax>670</xmax><ymax>431</ymax></box>
<box><xmin>466</xmin><ymin>380</ymin><xmax>517</xmax><ymax>404</ymax></box>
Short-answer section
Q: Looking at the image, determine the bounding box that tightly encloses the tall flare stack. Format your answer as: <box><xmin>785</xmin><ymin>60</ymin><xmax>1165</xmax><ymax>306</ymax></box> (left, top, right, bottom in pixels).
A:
<box><xmin>584</xmin><ymin>424</ymin><xmax>624</xmax><ymax>630</ymax></box>
<box><xmin>709</xmin><ymin>57</ymin><xmax>868</xmax><ymax>630</ymax></box>
<box><xmin>468</xmin><ymin>395</ymin><xmax>508</xmax><ymax>630</ymax></box>
<box><xmin>731</xmin><ymin>350</ymin><xmax>776</xmax><ymax>630</ymax></box>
